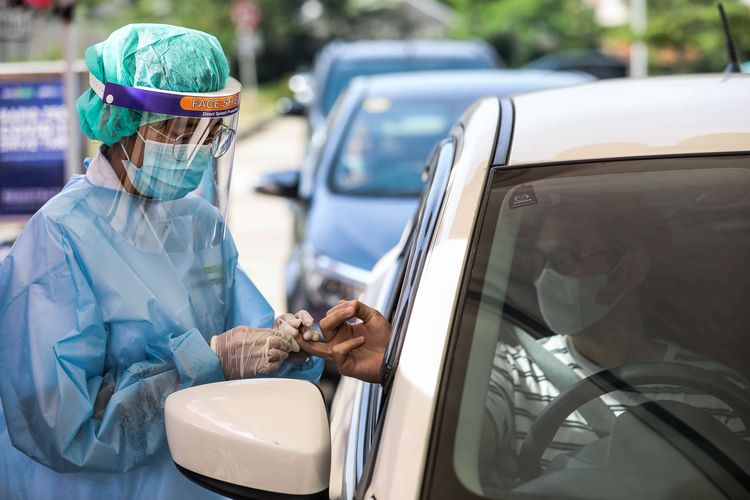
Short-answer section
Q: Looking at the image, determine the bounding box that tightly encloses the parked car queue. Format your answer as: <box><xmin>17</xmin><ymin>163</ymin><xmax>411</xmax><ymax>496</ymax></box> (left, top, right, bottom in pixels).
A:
<box><xmin>256</xmin><ymin>69</ymin><xmax>594</xmax><ymax>321</ymax></box>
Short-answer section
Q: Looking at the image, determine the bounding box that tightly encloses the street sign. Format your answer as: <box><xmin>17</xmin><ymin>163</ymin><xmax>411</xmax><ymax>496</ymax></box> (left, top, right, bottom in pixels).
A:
<box><xmin>231</xmin><ymin>0</ymin><xmax>261</xmax><ymax>33</ymax></box>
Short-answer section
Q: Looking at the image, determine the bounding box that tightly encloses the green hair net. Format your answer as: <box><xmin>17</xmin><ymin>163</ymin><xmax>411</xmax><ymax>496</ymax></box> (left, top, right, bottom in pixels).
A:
<box><xmin>76</xmin><ymin>23</ymin><xmax>230</xmax><ymax>146</ymax></box>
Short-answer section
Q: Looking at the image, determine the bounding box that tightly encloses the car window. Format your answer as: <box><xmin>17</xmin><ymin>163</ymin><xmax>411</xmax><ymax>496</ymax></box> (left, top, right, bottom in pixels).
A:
<box><xmin>427</xmin><ymin>155</ymin><xmax>750</xmax><ymax>499</ymax></box>
<box><xmin>329</xmin><ymin>97</ymin><xmax>469</xmax><ymax>197</ymax></box>
<box><xmin>298</xmin><ymin>89</ymin><xmax>350</xmax><ymax>199</ymax></box>
<box><xmin>321</xmin><ymin>57</ymin><xmax>493</xmax><ymax>116</ymax></box>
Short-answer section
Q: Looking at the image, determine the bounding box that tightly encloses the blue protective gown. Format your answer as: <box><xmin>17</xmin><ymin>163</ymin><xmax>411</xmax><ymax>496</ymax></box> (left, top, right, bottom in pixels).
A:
<box><xmin>0</xmin><ymin>156</ymin><xmax>323</xmax><ymax>499</ymax></box>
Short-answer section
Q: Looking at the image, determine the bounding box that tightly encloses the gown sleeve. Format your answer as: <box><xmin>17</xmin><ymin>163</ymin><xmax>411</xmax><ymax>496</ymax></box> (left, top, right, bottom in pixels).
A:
<box><xmin>0</xmin><ymin>214</ymin><xmax>224</xmax><ymax>473</ymax></box>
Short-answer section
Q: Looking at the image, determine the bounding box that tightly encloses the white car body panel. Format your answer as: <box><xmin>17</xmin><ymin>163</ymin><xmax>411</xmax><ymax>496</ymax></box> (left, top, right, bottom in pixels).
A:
<box><xmin>165</xmin><ymin>379</ymin><xmax>330</xmax><ymax>495</ymax></box>
<box><xmin>365</xmin><ymin>98</ymin><xmax>500</xmax><ymax>499</ymax></box>
<box><xmin>510</xmin><ymin>74</ymin><xmax>750</xmax><ymax>165</ymax></box>
<box><xmin>328</xmin><ymin>375</ymin><xmax>364</xmax><ymax>499</ymax></box>
<box><xmin>328</xmin><ymin>240</ymin><xmax>403</xmax><ymax>499</ymax></box>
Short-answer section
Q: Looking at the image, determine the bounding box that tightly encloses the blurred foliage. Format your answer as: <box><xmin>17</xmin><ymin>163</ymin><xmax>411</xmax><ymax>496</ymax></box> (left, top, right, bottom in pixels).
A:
<box><xmin>642</xmin><ymin>0</ymin><xmax>750</xmax><ymax>73</ymax></box>
<box><xmin>446</xmin><ymin>0</ymin><xmax>603</xmax><ymax>67</ymax></box>
<box><xmin>70</xmin><ymin>0</ymin><xmax>750</xmax><ymax>80</ymax></box>
<box><xmin>446</xmin><ymin>0</ymin><xmax>750</xmax><ymax>73</ymax></box>
<box><xmin>73</xmin><ymin>0</ymin><xmax>357</xmax><ymax>83</ymax></box>
<box><xmin>71</xmin><ymin>0</ymin><xmax>460</xmax><ymax>82</ymax></box>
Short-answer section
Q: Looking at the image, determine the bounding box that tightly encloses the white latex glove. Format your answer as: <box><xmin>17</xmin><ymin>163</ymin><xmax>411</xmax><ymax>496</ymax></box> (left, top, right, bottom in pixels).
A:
<box><xmin>210</xmin><ymin>326</ymin><xmax>298</xmax><ymax>379</ymax></box>
<box><xmin>273</xmin><ymin>310</ymin><xmax>321</xmax><ymax>342</ymax></box>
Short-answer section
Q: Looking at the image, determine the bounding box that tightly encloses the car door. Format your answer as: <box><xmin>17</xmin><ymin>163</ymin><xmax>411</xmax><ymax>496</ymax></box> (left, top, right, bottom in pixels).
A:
<box><xmin>327</xmin><ymin>135</ymin><xmax>459</xmax><ymax>499</ymax></box>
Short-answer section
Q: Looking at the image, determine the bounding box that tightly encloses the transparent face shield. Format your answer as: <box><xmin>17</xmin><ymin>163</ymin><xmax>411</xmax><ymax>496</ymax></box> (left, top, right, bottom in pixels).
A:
<box><xmin>118</xmin><ymin>112</ymin><xmax>239</xmax><ymax>217</ymax></box>
<box><xmin>88</xmin><ymin>73</ymin><xmax>241</xmax><ymax>225</ymax></box>
<box><xmin>81</xmin><ymin>75</ymin><xmax>244</xmax><ymax>340</ymax></box>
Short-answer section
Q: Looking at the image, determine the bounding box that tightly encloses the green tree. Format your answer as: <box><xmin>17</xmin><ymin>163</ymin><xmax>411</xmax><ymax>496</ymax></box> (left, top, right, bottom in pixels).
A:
<box><xmin>75</xmin><ymin>0</ymin><xmax>360</xmax><ymax>82</ymax></box>
<box><xmin>643</xmin><ymin>0</ymin><xmax>750</xmax><ymax>73</ymax></box>
<box><xmin>447</xmin><ymin>0</ymin><xmax>603</xmax><ymax>67</ymax></box>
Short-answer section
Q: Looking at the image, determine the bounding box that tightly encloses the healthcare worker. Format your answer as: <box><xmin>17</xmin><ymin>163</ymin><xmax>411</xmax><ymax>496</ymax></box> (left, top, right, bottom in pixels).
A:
<box><xmin>0</xmin><ymin>24</ymin><xmax>323</xmax><ymax>499</ymax></box>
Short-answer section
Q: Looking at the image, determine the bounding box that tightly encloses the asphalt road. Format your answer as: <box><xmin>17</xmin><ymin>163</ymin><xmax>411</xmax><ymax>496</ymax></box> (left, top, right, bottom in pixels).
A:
<box><xmin>227</xmin><ymin>115</ymin><xmax>306</xmax><ymax>315</ymax></box>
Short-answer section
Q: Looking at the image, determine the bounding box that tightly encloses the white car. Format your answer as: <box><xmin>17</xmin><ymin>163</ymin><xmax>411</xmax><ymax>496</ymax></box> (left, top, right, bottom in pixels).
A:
<box><xmin>165</xmin><ymin>74</ymin><xmax>750</xmax><ymax>500</ymax></box>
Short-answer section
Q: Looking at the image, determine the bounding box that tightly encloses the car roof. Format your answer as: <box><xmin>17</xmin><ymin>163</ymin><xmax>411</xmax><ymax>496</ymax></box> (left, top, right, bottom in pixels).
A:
<box><xmin>318</xmin><ymin>39</ymin><xmax>496</xmax><ymax>62</ymax></box>
<box><xmin>507</xmin><ymin>74</ymin><xmax>750</xmax><ymax>166</ymax></box>
<box><xmin>350</xmin><ymin>69</ymin><xmax>594</xmax><ymax>100</ymax></box>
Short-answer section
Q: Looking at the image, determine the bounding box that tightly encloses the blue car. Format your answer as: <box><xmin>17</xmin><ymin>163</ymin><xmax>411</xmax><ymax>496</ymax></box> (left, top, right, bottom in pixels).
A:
<box><xmin>282</xmin><ymin>39</ymin><xmax>502</xmax><ymax>134</ymax></box>
<box><xmin>255</xmin><ymin>69</ymin><xmax>594</xmax><ymax>317</ymax></box>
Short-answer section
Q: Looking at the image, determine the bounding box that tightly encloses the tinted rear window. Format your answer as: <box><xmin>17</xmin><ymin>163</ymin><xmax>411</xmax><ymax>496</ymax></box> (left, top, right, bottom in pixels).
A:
<box><xmin>321</xmin><ymin>57</ymin><xmax>493</xmax><ymax>115</ymax></box>
<box><xmin>329</xmin><ymin>96</ymin><xmax>472</xmax><ymax>196</ymax></box>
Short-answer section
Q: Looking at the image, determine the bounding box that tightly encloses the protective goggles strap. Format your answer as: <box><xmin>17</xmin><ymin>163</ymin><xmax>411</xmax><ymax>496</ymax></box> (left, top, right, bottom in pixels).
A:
<box><xmin>87</xmin><ymin>72</ymin><xmax>241</xmax><ymax>118</ymax></box>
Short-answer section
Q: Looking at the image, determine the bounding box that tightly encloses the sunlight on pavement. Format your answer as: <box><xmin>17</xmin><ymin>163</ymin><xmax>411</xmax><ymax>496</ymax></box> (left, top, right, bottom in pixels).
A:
<box><xmin>228</xmin><ymin>116</ymin><xmax>306</xmax><ymax>314</ymax></box>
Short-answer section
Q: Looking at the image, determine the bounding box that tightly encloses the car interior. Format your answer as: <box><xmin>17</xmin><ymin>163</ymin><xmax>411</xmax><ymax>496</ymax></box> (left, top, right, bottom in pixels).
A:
<box><xmin>451</xmin><ymin>157</ymin><xmax>750</xmax><ymax>499</ymax></box>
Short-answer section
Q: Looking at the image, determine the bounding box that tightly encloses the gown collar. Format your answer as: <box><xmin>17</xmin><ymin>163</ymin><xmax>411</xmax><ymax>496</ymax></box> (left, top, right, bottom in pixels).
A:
<box><xmin>85</xmin><ymin>147</ymin><xmax>123</xmax><ymax>191</ymax></box>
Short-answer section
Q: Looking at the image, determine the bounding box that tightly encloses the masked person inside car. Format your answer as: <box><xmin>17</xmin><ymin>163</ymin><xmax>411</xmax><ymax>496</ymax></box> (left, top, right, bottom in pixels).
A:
<box><xmin>475</xmin><ymin>199</ymin><xmax>750</xmax><ymax>489</ymax></box>
<box><xmin>0</xmin><ymin>24</ymin><xmax>322</xmax><ymax>499</ymax></box>
<box><xmin>298</xmin><ymin>193</ymin><xmax>750</xmax><ymax>491</ymax></box>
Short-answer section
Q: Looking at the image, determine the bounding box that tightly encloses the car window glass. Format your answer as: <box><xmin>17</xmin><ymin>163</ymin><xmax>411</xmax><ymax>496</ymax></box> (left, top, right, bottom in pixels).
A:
<box><xmin>430</xmin><ymin>156</ymin><xmax>750</xmax><ymax>499</ymax></box>
<box><xmin>321</xmin><ymin>57</ymin><xmax>493</xmax><ymax>116</ymax></box>
<box><xmin>329</xmin><ymin>97</ymin><xmax>469</xmax><ymax>196</ymax></box>
<box><xmin>298</xmin><ymin>92</ymin><xmax>347</xmax><ymax>199</ymax></box>
<box><xmin>382</xmin><ymin>138</ymin><xmax>456</xmax><ymax>389</ymax></box>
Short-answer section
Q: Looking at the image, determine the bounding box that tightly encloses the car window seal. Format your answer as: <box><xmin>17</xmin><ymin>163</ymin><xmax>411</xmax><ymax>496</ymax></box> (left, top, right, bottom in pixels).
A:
<box><xmin>492</xmin><ymin>98</ymin><xmax>515</xmax><ymax>167</ymax></box>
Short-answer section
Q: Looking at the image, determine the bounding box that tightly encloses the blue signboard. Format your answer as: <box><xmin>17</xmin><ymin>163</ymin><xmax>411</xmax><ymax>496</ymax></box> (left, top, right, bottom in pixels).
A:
<box><xmin>0</xmin><ymin>79</ymin><xmax>67</xmax><ymax>216</ymax></box>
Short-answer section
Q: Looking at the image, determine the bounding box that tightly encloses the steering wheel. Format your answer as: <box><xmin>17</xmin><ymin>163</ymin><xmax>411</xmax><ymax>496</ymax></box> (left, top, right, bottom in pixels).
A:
<box><xmin>516</xmin><ymin>362</ymin><xmax>750</xmax><ymax>482</ymax></box>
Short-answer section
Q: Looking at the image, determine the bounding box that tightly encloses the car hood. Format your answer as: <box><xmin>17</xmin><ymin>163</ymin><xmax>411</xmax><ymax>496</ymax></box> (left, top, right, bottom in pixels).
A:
<box><xmin>306</xmin><ymin>193</ymin><xmax>419</xmax><ymax>271</ymax></box>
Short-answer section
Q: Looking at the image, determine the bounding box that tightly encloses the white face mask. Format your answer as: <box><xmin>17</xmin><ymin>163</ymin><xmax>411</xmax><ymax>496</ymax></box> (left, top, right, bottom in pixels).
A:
<box><xmin>535</xmin><ymin>261</ymin><xmax>626</xmax><ymax>336</ymax></box>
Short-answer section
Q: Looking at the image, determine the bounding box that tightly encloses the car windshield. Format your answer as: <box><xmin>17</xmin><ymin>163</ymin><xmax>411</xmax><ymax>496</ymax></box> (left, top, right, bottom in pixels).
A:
<box><xmin>329</xmin><ymin>96</ymin><xmax>471</xmax><ymax>196</ymax></box>
<box><xmin>321</xmin><ymin>57</ymin><xmax>492</xmax><ymax>116</ymax></box>
<box><xmin>441</xmin><ymin>155</ymin><xmax>750</xmax><ymax>499</ymax></box>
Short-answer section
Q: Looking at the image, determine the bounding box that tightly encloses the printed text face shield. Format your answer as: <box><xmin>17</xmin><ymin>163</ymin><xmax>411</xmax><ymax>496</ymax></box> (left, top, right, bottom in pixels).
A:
<box><xmin>90</xmin><ymin>73</ymin><xmax>241</xmax><ymax>222</ymax></box>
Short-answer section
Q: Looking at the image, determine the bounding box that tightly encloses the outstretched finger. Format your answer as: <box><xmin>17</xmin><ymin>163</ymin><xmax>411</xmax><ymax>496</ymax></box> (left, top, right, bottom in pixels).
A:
<box><xmin>326</xmin><ymin>300</ymin><xmax>355</xmax><ymax>317</ymax></box>
<box><xmin>331</xmin><ymin>336</ymin><xmax>366</xmax><ymax>367</ymax></box>
<box><xmin>320</xmin><ymin>305</ymin><xmax>356</xmax><ymax>332</ymax></box>
<box><xmin>296</xmin><ymin>336</ymin><xmax>332</xmax><ymax>360</ymax></box>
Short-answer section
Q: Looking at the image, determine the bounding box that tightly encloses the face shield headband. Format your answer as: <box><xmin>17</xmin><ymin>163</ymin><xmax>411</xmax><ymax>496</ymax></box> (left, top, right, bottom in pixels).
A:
<box><xmin>88</xmin><ymin>73</ymin><xmax>242</xmax><ymax>239</ymax></box>
<box><xmin>88</xmin><ymin>73</ymin><xmax>242</xmax><ymax>119</ymax></box>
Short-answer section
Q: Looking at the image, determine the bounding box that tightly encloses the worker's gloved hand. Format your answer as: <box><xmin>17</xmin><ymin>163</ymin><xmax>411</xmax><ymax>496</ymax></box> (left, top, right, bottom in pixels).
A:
<box><xmin>273</xmin><ymin>310</ymin><xmax>321</xmax><ymax>342</ymax></box>
<box><xmin>210</xmin><ymin>326</ymin><xmax>300</xmax><ymax>379</ymax></box>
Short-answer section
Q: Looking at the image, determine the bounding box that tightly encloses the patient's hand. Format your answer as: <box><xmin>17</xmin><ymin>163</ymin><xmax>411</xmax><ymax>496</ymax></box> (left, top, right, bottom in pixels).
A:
<box><xmin>296</xmin><ymin>300</ymin><xmax>391</xmax><ymax>383</ymax></box>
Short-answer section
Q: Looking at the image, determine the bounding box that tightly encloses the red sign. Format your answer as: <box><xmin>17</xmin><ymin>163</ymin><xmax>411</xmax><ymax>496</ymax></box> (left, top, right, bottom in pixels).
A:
<box><xmin>231</xmin><ymin>0</ymin><xmax>261</xmax><ymax>32</ymax></box>
<box><xmin>23</xmin><ymin>0</ymin><xmax>55</xmax><ymax>8</ymax></box>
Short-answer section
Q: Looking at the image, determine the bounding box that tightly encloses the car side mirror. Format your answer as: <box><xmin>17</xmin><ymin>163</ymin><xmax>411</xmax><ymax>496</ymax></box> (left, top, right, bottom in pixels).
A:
<box><xmin>277</xmin><ymin>97</ymin><xmax>308</xmax><ymax>117</ymax></box>
<box><xmin>166</xmin><ymin>379</ymin><xmax>330</xmax><ymax>500</ymax></box>
<box><xmin>252</xmin><ymin>169</ymin><xmax>301</xmax><ymax>199</ymax></box>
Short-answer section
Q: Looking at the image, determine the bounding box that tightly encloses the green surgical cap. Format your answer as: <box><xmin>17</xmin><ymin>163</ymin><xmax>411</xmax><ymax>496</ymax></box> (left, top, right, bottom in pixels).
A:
<box><xmin>76</xmin><ymin>23</ymin><xmax>230</xmax><ymax>146</ymax></box>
